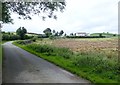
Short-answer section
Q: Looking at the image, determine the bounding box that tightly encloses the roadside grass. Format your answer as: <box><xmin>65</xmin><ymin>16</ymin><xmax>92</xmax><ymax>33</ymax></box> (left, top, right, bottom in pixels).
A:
<box><xmin>13</xmin><ymin>41</ymin><xmax>119</xmax><ymax>84</ymax></box>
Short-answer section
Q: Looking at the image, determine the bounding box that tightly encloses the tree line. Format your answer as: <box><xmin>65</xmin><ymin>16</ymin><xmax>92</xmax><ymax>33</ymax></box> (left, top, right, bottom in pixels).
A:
<box><xmin>2</xmin><ymin>27</ymin><xmax>33</xmax><ymax>41</ymax></box>
<box><xmin>43</xmin><ymin>28</ymin><xmax>65</xmax><ymax>37</ymax></box>
<box><xmin>2</xmin><ymin>27</ymin><xmax>66</xmax><ymax>41</ymax></box>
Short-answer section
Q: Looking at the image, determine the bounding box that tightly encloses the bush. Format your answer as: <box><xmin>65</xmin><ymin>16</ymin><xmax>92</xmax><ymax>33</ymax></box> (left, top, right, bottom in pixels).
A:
<box><xmin>31</xmin><ymin>36</ymin><xmax>37</xmax><ymax>42</ymax></box>
<box><xmin>26</xmin><ymin>44</ymin><xmax>73</xmax><ymax>59</ymax></box>
<box><xmin>24</xmin><ymin>35</ymin><xmax>34</xmax><ymax>39</ymax></box>
<box><xmin>16</xmin><ymin>40</ymin><xmax>32</xmax><ymax>45</ymax></box>
<box><xmin>39</xmin><ymin>38</ymin><xmax>43</xmax><ymax>41</ymax></box>
<box><xmin>2</xmin><ymin>34</ymin><xmax>20</xmax><ymax>41</ymax></box>
<box><xmin>72</xmin><ymin>53</ymin><xmax>119</xmax><ymax>80</ymax></box>
<box><xmin>49</xmin><ymin>35</ymin><xmax>55</xmax><ymax>40</ymax></box>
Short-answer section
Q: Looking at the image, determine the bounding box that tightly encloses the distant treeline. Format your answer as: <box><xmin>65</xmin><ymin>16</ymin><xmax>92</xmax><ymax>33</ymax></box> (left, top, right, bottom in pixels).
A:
<box><xmin>2</xmin><ymin>32</ymin><xmax>33</xmax><ymax>41</ymax></box>
<box><xmin>66</xmin><ymin>36</ymin><xmax>106</xmax><ymax>38</ymax></box>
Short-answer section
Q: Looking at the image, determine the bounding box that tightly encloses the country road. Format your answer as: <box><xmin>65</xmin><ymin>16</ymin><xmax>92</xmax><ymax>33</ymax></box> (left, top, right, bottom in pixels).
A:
<box><xmin>2</xmin><ymin>41</ymin><xmax>91</xmax><ymax>83</ymax></box>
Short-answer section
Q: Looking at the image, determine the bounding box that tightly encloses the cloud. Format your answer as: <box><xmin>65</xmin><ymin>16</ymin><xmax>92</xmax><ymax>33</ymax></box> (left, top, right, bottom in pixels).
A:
<box><xmin>2</xmin><ymin>0</ymin><xmax>119</xmax><ymax>34</ymax></box>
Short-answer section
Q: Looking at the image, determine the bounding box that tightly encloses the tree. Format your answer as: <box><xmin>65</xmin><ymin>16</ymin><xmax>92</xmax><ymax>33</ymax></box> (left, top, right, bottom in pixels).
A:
<box><xmin>0</xmin><ymin>1</ymin><xmax>66</xmax><ymax>23</ymax></box>
<box><xmin>70</xmin><ymin>33</ymin><xmax>73</xmax><ymax>36</ymax></box>
<box><xmin>16</xmin><ymin>27</ymin><xmax>27</xmax><ymax>40</ymax></box>
<box><xmin>99</xmin><ymin>33</ymin><xmax>102</xmax><ymax>37</ymax></box>
<box><xmin>53</xmin><ymin>30</ymin><xmax>56</xmax><ymax>33</ymax></box>
<box><xmin>59</xmin><ymin>30</ymin><xmax>64</xmax><ymax>36</ymax></box>
<box><xmin>55</xmin><ymin>31</ymin><xmax>59</xmax><ymax>36</ymax></box>
<box><xmin>74</xmin><ymin>33</ymin><xmax>76</xmax><ymax>36</ymax></box>
<box><xmin>43</xmin><ymin>28</ymin><xmax>52</xmax><ymax>37</ymax></box>
<box><xmin>2</xmin><ymin>32</ymin><xmax>20</xmax><ymax>41</ymax></box>
<box><xmin>52</xmin><ymin>30</ymin><xmax>56</xmax><ymax>35</ymax></box>
<box><xmin>64</xmin><ymin>33</ymin><xmax>67</xmax><ymax>36</ymax></box>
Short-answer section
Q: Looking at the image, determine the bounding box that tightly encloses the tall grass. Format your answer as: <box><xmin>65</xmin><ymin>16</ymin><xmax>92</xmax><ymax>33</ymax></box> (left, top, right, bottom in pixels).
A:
<box><xmin>14</xmin><ymin>41</ymin><xmax>119</xmax><ymax>83</ymax></box>
<box><xmin>73</xmin><ymin>53</ymin><xmax>119</xmax><ymax>81</ymax></box>
<box><xmin>26</xmin><ymin>44</ymin><xmax>73</xmax><ymax>59</ymax></box>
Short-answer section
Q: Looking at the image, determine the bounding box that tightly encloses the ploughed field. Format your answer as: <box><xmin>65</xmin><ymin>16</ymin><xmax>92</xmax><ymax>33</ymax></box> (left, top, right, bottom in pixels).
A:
<box><xmin>35</xmin><ymin>38</ymin><xmax>118</xmax><ymax>60</ymax></box>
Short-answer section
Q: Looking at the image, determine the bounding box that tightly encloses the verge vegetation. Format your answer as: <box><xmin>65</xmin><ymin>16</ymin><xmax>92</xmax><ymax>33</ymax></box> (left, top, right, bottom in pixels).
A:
<box><xmin>13</xmin><ymin>38</ymin><xmax>119</xmax><ymax>83</ymax></box>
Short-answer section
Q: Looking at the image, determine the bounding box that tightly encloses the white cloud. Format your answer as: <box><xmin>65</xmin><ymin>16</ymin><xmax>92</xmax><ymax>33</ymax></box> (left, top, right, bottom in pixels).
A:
<box><xmin>2</xmin><ymin>0</ymin><xmax>119</xmax><ymax>34</ymax></box>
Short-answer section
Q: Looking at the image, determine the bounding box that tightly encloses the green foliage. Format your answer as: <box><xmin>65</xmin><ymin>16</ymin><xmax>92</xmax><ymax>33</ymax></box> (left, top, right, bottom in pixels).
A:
<box><xmin>24</xmin><ymin>44</ymin><xmax>73</xmax><ymax>59</ymax></box>
<box><xmin>2</xmin><ymin>31</ymin><xmax>32</xmax><ymax>41</ymax></box>
<box><xmin>43</xmin><ymin>28</ymin><xmax>52</xmax><ymax>37</ymax></box>
<box><xmin>51</xmin><ymin>29</ymin><xmax>64</xmax><ymax>38</ymax></box>
<box><xmin>55</xmin><ymin>31</ymin><xmax>59</xmax><ymax>36</ymax></box>
<box><xmin>99</xmin><ymin>33</ymin><xmax>102</xmax><ymax>37</ymax></box>
<box><xmin>1</xmin><ymin>1</ymin><xmax>66</xmax><ymax>23</ymax></box>
<box><xmin>90</xmin><ymin>33</ymin><xmax>118</xmax><ymax>38</ymax></box>
<box><xmin>64</xmin><ymin>33</ymin><xmax>67</xmax><ymax>36</ymax></box>
<box><xmin>70</xmin><ymin>33</ymin><xmax>73</xmax><ymax>36</ymax></box>
<box><xmin>16</xmin><ymin>27</ymin><xmax>27</xmax><ymax>40</ymax></box>
<box><xmin>73</xmin><ymin>54</ymin><xmax>118</xmax><ymax>72</ymax></box>
<box><xmin>14</xmin><ymin>41</ymin><xmax>119</xmax><ymax>83</ymax></box>
<box><xmin>66</xmin><ymin>36</ymin><xmax>105</xmax><ymax>38</ymax></box>
<box><xmin>24</xmin><ymin>35</ymin><xmax>34</xmax><ymax>39</ymax></box>
<box><xmin>49</xmin><ymin>35</ymin><xmax>55</xmax><ymax>40</ymax></box>
<box><xmin>15</xmin><ymin>40</ymin><xmax>26</xmax><ymax>45</ymax></box>
<box><xmin>52</xmin><ymin>30</ymin><xmax>56</xmax><ymax>34</ymax></box>
<box><xmin>2</xmin><ymin>33</ymin><xmax>20</xmax><ymax>41</ymax></box>
<box><xmin>31</xmin><ymin>36</ymin><xmax>37</xmax><ymax>42</ymax></box>
<box><xmin>38</xmin><ymin>34</ymin><xmax>47</xmax><ymax>38</ymax></box>
<box><xmin>59</xmin><ymin>30</ymin><xmax>64</xmax><ymax>36</ymax></box>
<box><xmin>1</xmin><ymin>2</ymin><xmax>13</xmax><ymax>23</ymax></box>
<box><xmin>15</xmin><ymin>40</ymin><xmax>32</xmax><ymax>45</ymax></box>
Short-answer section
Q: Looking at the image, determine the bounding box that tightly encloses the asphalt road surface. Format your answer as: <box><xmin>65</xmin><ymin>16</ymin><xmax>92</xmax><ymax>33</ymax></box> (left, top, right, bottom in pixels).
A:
<box><xmin>3</xmin><ymin>41</ymin><xmax>91</xmax><ymax>83</ymax></box>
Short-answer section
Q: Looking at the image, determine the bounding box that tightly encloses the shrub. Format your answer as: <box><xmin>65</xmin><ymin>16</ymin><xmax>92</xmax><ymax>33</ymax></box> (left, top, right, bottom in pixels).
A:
<box><xmin>31</xmin><ymin>36</ymin><xmax>37</xmax><ymax>42</ymax></box>
<box><xmin>2</xmin><ymin>34</ymin><xmax>20</xmax><ymax>41</ymax></box>
<box><xmin>49</xmin><ymin>35</ymin><xmax>55</xmax><ymax>40</ymax></box>
<box><xmin>72</xmin><ymin>53</ymin><xmax>119</xmax><ymax>80</ymax></box>
<box><xmin>26</xmin><ymin>44</ymin><xmax>73</xmax><ymax>59</ymax></box>
<box><xmin>16</xmin><ymin>40</ymin><xmax>32</xmax><ymax>45</ymax></box>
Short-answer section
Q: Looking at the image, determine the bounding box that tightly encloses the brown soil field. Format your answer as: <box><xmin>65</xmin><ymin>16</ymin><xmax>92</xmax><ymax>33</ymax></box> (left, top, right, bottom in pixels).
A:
<box><xmin>51</xmin><ymin>38</ymin><xmax>118</xmax><ymax>52</ymax></box>
<box><xmin>36</xmin><ymin>38</ymin><xmax>119</xmax><ymax>59</ymax></box>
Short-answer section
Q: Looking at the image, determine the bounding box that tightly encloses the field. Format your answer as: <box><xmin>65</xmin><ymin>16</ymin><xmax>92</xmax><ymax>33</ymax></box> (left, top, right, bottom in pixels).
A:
<box><xmin>90</xmin><ymin>33</ymin><xmax>117</xmax><ymax>37</ymax></box>
<box><xmin>14</xmin><ymin>37</ymin><xmax>119</xmax><ymax>83</ymax></box>
<box><xmin>35</xmin><ymin>38</ymin><xmax>118</xmax><ymax>59</ymax></box>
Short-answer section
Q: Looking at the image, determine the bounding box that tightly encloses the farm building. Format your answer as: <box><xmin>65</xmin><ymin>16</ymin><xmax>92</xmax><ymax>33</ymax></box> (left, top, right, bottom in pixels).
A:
<box><xmin>76</xmin><ymin>32</ymin><xmax>89</xmax><ymax>36</ymax></box>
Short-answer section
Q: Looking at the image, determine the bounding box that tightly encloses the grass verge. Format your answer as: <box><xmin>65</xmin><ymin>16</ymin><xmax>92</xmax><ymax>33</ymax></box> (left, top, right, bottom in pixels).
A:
<box><xmin>13</xmin><ymin>41</ymin><xmax>119</xmax><ymax>84</ymax></box>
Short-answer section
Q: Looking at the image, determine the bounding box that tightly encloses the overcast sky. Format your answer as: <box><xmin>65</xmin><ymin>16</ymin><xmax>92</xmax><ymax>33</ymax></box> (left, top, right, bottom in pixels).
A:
<box><xmin>2</xmin><ymin>0</ymin><xmax>119</xmax><ymax>34</ymax></box>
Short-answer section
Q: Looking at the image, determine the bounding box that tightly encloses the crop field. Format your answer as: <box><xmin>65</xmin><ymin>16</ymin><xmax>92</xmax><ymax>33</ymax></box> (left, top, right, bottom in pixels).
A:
<box><xmin>14</xmin><ymin>37</ymin><xmax>119</xmax><ymax>83</ymax></box>
<box><xmin>35</xmin><ymin>38</ymin><xmax>118</xmax><ymax>59</ymax></box>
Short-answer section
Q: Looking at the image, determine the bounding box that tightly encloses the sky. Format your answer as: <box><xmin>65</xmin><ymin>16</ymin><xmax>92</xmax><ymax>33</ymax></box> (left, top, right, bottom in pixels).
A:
<box><xmin>2</xmin><ymin>0</ymin><xmax>119</xmax><ymax>35</ymax></box>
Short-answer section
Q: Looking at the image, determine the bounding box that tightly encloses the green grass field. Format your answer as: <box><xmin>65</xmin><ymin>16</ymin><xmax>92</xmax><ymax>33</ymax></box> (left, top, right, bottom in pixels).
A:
<box><xmin>90</xmin><ymin>33</ymin><xmax>118</xmax><ymax>37</ymax></box>
<box><xmin>13</xmin><ymin>37</ymin><xmax>119</xmax><ymax>83</ymax></box>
